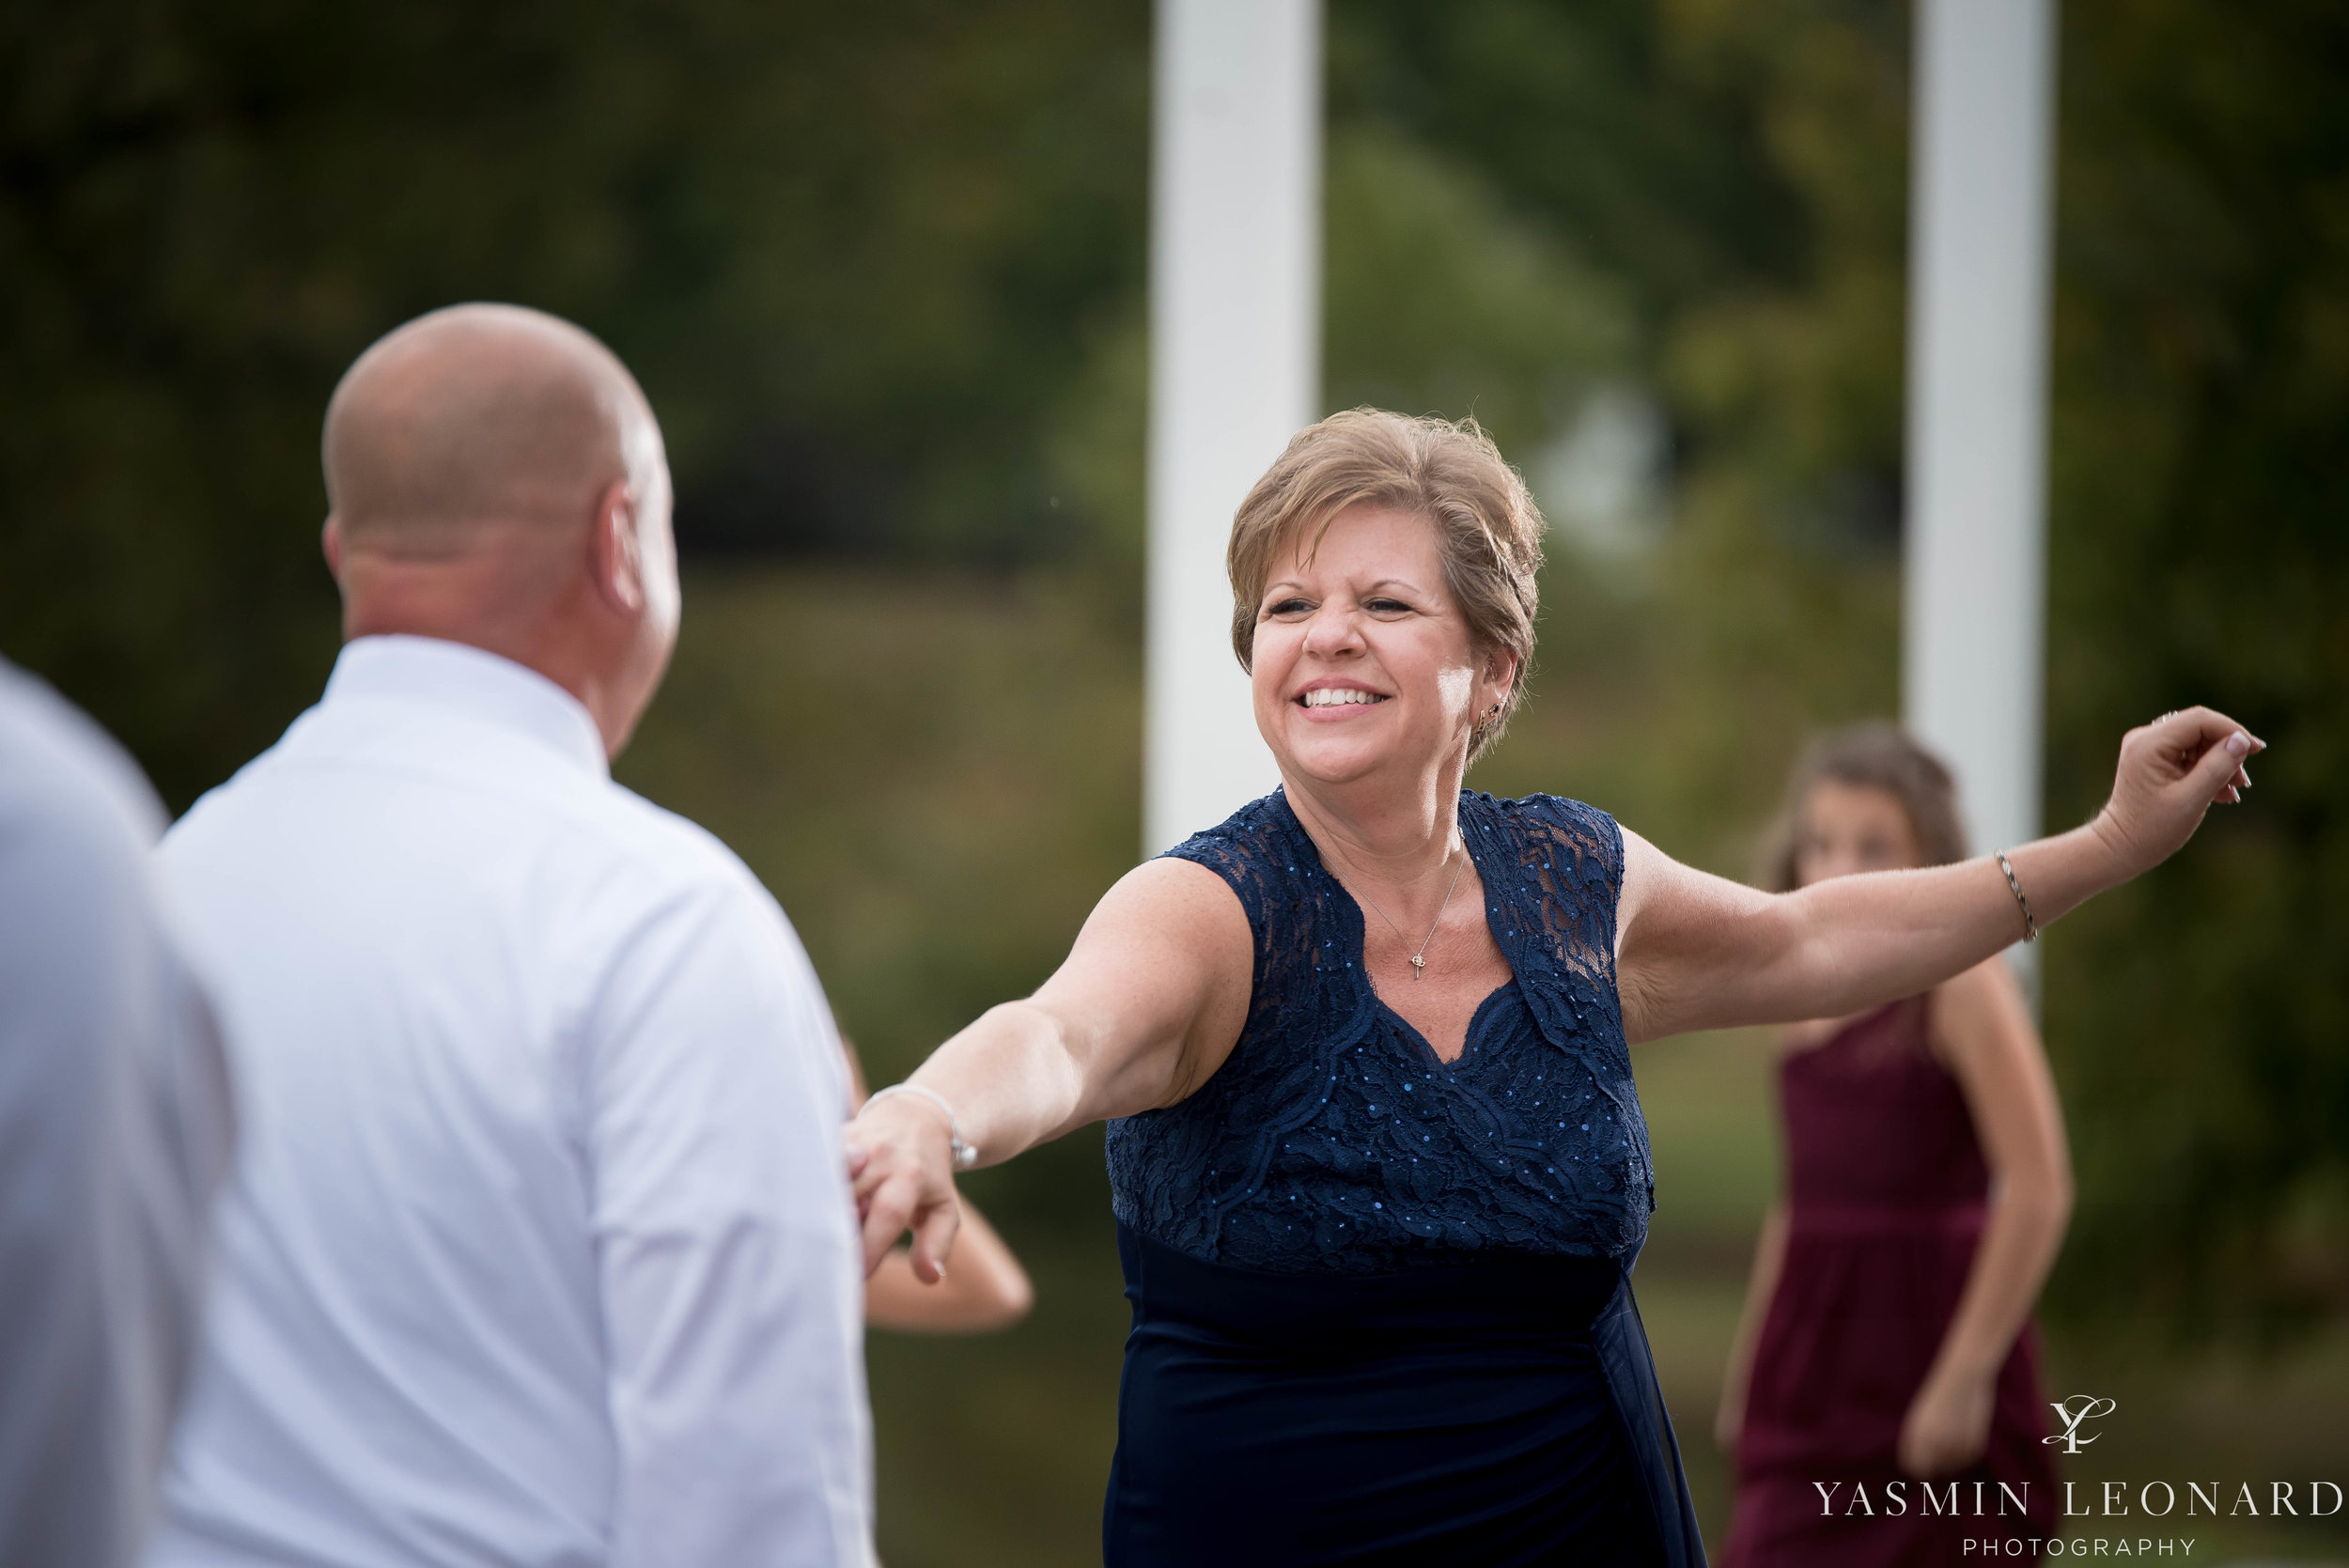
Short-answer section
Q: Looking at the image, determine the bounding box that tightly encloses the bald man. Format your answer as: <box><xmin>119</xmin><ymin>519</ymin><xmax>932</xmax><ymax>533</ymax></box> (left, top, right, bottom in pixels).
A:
<box><xmin>148</xmin><ymin>305</ymin><xmax>874</xmax><ymax>1568</ymax></box>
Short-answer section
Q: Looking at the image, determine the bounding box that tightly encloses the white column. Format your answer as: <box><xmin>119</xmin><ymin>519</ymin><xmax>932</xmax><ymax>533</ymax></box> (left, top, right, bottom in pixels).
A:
<box><xmin>1144</xmin><ymin>0</ymin><xmax>1322</xmax><ymax>855</ymax></box>
<box><xmin>1903</xmin><ymin>0</ymin><xmax>2058</xmax><ymax>882</ymax></box>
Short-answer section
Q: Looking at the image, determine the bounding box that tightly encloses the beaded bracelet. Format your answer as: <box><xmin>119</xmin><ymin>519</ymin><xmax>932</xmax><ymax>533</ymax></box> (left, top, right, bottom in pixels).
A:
<box><xmin>1995</xmin><ymin>851</ymin><xmax>2038</xmax><ymax>943</ymax></box>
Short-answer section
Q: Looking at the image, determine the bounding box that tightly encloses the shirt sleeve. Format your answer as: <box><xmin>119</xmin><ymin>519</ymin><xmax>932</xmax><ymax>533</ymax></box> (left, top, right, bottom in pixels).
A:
<box><xmin>584</xmin><ymin>873</ymin><xmax>872</xmax><ymax>1568</ymax></box>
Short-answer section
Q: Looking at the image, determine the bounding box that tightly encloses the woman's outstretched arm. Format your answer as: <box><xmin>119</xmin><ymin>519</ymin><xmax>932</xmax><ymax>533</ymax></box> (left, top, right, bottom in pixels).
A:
<box><xmin>1615</xmin><ymin>707</ymin><xmax>2262</xmax><ymax>1042</ymax></box>
<box><xmin>1896</xmin><ymin>956</ymin><xmax>2073</xmax><ymax>1477</ymax></box>
<box><xmin>843</xmin><ymin>857</ymin><xmax>1252</xmax><ymax>1282</ymax></box>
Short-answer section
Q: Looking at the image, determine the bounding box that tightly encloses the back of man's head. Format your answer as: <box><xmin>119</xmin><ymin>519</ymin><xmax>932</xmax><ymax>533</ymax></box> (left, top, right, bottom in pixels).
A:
<box><xmin>325</xmin><ymin>305</ymin><xmax>650</xmax><ymax>552</ymax></box>
<box><xmin>321</xmin><ymin>304</ymin><xmax>678</xmax><ymax>755</ymax></box>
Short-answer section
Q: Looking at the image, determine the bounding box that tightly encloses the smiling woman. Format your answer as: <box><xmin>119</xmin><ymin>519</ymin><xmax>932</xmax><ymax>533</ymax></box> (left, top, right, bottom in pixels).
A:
<box><xmin>1227</xmin><ymin>409</ymin><xmax>1543</xmax><ymax>771</ymax></box>
<box><xmin>844</xmin><ymin>410</ymin><xmax>2262</xmax><ymax>1568</ymax></box>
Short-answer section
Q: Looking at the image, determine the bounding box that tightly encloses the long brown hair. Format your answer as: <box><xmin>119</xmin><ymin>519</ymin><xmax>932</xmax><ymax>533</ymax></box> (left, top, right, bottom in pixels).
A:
<box><xmin>1757</xmin><ymin>722</ymin><xmax>1969</xmax><ymax>893</ymax></box>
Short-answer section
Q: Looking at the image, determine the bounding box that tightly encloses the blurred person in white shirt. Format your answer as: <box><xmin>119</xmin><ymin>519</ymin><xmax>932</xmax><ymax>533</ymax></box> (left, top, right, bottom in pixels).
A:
<box><xmin>0</xmin><ymin>661</ymin><xmax>235</xmax><ymax>1568</ymax></box>
<box><xmin>147</xmin><ymin>303</ymin><xmax>873</xmax><ymax>1568</ymax></box>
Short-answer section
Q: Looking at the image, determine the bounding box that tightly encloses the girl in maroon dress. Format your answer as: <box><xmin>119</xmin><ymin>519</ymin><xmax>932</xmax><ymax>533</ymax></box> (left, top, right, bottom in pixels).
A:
<box><xmin>1719</xmin><ymin>725</ymin><xmax>2070</xmax><ymax>1565</ymax></box>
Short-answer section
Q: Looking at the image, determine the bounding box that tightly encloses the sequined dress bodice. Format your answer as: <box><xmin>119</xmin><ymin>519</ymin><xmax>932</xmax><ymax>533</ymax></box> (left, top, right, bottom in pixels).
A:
<box><xmin>1104</xmin><ymin>788</ymin><xmax>1654</xmax><ymax>1274</ymax></box>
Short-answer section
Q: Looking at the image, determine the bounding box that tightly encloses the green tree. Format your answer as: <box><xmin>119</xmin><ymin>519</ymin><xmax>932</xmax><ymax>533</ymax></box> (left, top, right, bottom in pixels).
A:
<box><xmin>2041</xmin><ymin>0</ymin><xmax>2349</xmax><ymax>1340</ymax></box>
<box><xmin>0</xmin><ymin>0</ymin><xmax>1150</xmax><ymax>807</ymax></box>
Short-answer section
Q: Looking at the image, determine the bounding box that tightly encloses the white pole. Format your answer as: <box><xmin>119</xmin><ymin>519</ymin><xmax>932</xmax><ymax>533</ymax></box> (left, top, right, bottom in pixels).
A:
<box><xmin>1144</xmin><ymin>0</ymin><xmax>1322</xmax><ymax>856</ymax></box>
<box><xmin>1903</xmin><ymin>0</ymin><xmax>2058</xmax><ymax>925</ymax></box>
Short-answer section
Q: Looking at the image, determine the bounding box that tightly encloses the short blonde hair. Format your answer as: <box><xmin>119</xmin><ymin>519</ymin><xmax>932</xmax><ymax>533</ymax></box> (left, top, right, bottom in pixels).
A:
<box><xmin>1226</xmin><ymin>409</ymin><xmax>1545</xmax><ymax>765</ymax></box>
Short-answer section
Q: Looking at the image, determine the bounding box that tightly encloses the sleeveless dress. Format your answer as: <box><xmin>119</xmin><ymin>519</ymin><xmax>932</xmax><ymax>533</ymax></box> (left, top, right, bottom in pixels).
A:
<box><xmin>1721</xmin><ymin>996</ymin><xmax>2059</xmax><ymax>1566</ymax></box>
<box><xmin>1102</xmin><ymin>788</ymin><xmax>1706</xmax><ymax>1568</ymax></box>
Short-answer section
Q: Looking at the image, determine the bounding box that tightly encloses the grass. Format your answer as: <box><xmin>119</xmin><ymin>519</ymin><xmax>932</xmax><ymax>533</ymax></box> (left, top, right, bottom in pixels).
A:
<box><xmin>619</xmin><ymin>562</ymin><xmax>2347</xmax><ymax>1567</ymax></box>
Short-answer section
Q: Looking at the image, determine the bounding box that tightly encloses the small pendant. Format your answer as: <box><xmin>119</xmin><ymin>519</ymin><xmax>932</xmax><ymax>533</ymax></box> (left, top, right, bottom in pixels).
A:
<box><xmin>1408</xmin><ymin>955</ymin><xmax>1426</xmax><ymax>979</ymax></box>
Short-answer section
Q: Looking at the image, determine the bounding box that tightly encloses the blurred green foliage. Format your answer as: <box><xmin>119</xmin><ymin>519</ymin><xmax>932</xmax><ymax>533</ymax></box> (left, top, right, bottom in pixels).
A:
<box><xmin>2038</xmin><ymin>1</ymin><xmax>2349</xmax><ymax>1339</ymax></box>
<box><xmin>3</xmin><ymin>0</ymin><xmax>2341</xmax><ymax>1364</ymax></box>
<box><xmin>1</xmin><ymin>0</ymin><xmax>1151</xmax><ymax>802</ymax></box>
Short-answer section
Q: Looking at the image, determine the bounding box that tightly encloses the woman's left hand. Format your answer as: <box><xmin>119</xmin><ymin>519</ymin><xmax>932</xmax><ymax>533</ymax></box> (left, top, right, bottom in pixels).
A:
<box><xmin>2090</xmin><ymin>706</ymin><xmax>2263</xmax><ymax>878</ymax></box>
<box><xmin>1897</xmin><ymin>1367</ymin><xmax>1997</xmax><ymax>1478</ymax></box>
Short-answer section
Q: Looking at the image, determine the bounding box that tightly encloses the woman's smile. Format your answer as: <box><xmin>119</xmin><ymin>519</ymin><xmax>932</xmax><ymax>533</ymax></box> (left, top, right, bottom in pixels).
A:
<box><xmin>1249</xmin><ymin>501</ymin><xmax>1507</xmax><ymax>790</ymax></box>
<box><xmin>1297</xmin><ymin>681</ymin><xmax>1391</xmax><ymax>714</ymax></box>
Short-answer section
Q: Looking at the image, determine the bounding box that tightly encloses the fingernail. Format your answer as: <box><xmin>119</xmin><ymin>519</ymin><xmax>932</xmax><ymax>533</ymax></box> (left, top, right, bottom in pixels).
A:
<box><xmin>2226</xmin><ymin>732</ymin><xmax>2250</xmax><ymax>756</ymax></box>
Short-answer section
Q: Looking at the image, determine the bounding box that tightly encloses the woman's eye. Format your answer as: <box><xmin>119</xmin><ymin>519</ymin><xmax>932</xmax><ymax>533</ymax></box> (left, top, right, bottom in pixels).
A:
<box><xmin>1365</xmin><ymin>598</ymin><xmax>1411</xmax><ymax>614</ymax></box>
<box><xmin>1264</xmin><ymin>598</ymin><xmax>1313</xmax><ymax>617</ymax></box>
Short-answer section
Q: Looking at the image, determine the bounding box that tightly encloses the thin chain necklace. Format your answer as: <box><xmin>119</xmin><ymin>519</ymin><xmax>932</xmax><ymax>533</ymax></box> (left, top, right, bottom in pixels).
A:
<box><xmin>1337</xmin><ymin>846</ymin><xmax>1470</xmax><ymax>981</ymax></box>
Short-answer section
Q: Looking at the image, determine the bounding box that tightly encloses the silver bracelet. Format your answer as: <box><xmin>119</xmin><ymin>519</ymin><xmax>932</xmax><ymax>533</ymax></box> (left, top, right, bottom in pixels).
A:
<box><xmin>1995</xmin><ymin>851</ymin><xmax>2038</xmax><ymax>943</ymax></box>
<box><xmin>863</xmin><ymin>1083</ymin><xmax>978</xmax><ymax>1170</ymax></box>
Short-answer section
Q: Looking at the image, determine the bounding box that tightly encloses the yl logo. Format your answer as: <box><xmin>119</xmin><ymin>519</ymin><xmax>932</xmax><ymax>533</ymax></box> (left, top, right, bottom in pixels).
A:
<box><xmin>2044</xmin><ymin>1395</ymin><xmax>2118</xmax><ymax>1454</ymax></box>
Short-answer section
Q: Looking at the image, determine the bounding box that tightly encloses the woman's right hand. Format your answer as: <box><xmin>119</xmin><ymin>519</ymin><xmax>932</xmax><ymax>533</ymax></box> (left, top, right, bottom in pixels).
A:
<box><xmin>1897</xmin><ymin>1365</ymin><xmax>1997</xmax><ymax>1479</ymax></box>
<box><xmin>846</xmin><ymin>1092</ymin><xmax>963</xmax><ymax>1282</ymax></box>
<box><xmin>843</xmin><ymin>856</ymin><xmax>1253</xmax><ymax>1282</ymax></box>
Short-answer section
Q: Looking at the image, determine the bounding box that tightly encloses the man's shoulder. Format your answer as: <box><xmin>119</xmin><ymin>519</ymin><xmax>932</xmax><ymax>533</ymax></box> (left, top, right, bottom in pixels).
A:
<box><xmin>586</xmin><ymin>783</ymin><xmax>774</xmax><ymax>911</ymax></box>
<box><xmin>164</xmin><ymin>715</ymin><xmax>776</xmax><ymax>928</ymax></box>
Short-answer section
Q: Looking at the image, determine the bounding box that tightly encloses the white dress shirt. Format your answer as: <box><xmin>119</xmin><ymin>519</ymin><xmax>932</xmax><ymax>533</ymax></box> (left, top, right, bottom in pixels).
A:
<box><xmin>148</xmin><ymin>636</ymin><xmax>873</xmax><ymax>1568</ymax></box>
<box><xmin>0</xmin><ymin>661</ymin><xmax>235</xmax><ymax>1568</ymax></box>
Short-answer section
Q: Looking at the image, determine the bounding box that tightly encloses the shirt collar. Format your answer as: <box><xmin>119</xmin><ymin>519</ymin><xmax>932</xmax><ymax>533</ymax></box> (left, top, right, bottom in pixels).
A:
<box><xmin>322</xmin><ymin>636</ymin><xmax>611</xmax><ymax>779</ymax></box>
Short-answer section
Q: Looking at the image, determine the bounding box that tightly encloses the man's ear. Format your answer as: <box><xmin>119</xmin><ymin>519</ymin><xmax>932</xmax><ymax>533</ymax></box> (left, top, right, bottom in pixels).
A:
<box><xmin>588</xmin><ymin>481</ymin><xmax>646</xmax><ymax>615</ymax></box>
<box><xmin>321</xmin><ymin>515</ymin><xmax>344</xmax><ymax>581</ymax></box>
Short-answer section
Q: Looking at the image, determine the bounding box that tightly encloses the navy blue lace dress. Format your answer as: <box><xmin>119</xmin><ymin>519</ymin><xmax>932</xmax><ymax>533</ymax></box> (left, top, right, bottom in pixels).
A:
<box><xmin>1102</xmin><ymin>788</ymin><xmax>1707</xmax><ymax>1568</ymax></box>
